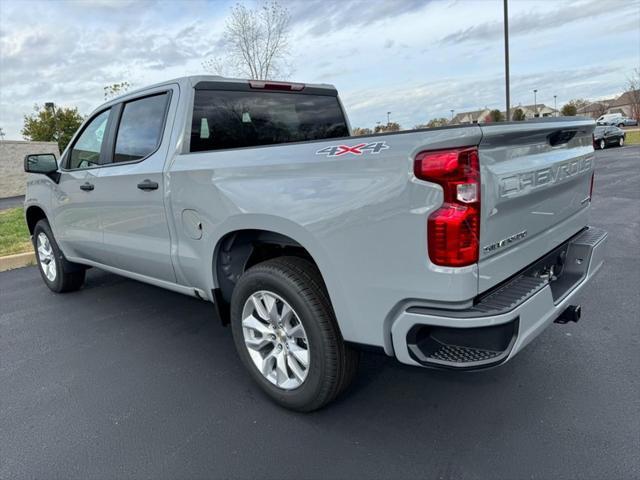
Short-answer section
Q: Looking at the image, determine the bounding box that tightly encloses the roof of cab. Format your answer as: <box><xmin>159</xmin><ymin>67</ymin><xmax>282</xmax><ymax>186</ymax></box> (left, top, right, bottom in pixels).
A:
<box><xmin>95</xmin><ymin>75</ymin><xmax>338</xmax><ymax>112</ymax></box>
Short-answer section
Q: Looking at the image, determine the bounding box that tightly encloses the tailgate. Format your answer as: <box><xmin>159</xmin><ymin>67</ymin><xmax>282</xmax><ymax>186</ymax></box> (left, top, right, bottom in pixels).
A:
<box><xmin>477</xmin><ymin>119</ymin><xmax>596</xmax><ymax>292</ymax></box>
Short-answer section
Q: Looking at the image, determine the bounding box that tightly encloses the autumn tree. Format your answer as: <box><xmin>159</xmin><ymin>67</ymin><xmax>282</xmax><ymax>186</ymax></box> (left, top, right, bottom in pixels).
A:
<box><xmin>489</xmin><ymin>109</ymin><xmax>504</xmax><ymax>122</ymax></box>
<box><xmin>104</xmin><ymin>82</ymin><xmax>132</xmax><ymax>101</ymax></box>
<box><xmin>374</xmin><ymin>122</ymin><xmax>401</xmax><ymax>133</ymax></box>
<box><xmin>512</xmin><ymin>108</ymin><xmax>525</xmax><ymax>121</ymax></box>
<box><xmin>21</xmin><ymin>104</ymin><xmax>84</xmax><ymax>152</ymax></box>
<box><xmin>203</xmin><ymin>1</ymin><xmax>291</xmax><ymax>79</ymax></box>
<box><xmin>352</xmin><ymin>127</ymin><xmax>373</xmax><ymax>136</ymax></box>
<box><xmin>561</xmin><ymin>99</ymin><xmax>589</xmax><ymax>116</ymax></box>
<box><xmin>420</xmin><ymin>117</ymin><xmax>449</xmax><ymax>128</ymax></box>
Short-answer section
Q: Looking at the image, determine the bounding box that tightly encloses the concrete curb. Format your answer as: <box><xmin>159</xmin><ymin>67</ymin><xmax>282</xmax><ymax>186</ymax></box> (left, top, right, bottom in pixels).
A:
<box><xmin>0</xmin><ymin>251</ymin><xmax>36</xmax><ymax>272</ymax></box>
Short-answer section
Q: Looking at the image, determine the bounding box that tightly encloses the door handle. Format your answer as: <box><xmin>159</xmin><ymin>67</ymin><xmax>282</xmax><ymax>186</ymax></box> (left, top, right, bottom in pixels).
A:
<box><xmin>80</xmin><ymin>182</ymin><xmax>94</xmax><ymax>191</ymax></box>
<box><xmin>137</xmin><ymin>179</ymin><xmax>159</xmax><ymax>191</ymax></box>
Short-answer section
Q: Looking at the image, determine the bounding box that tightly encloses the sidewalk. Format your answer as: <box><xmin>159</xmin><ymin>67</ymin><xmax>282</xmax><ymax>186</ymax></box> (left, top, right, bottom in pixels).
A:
<box><xmin>0</xmin><ymin>195</ymin><xmax>24</xmax><ymax>211</ymax></box>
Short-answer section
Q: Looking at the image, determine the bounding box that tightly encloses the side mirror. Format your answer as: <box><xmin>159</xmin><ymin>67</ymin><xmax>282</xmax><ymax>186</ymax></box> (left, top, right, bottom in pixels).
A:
<box><xmin>24</xmin><ymin>153</ymin><xmax>60</xmax><ymax>183</ymax></box>
<box><xmin>24</xmin><ymin>153</ymin><xmax>58</xmax><ymax>174</ymax></box>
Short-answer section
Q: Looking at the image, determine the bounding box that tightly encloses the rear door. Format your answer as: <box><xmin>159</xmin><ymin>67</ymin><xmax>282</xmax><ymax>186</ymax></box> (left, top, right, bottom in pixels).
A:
<box><xmin>91</xmin><ymin>87</ymin><xmax>177</xmax><ymax>282</ymax></box>
<box><xmin>477</xmin><ymin>119</ymin><xmax>595</xmax><ymax>292</ymax></box>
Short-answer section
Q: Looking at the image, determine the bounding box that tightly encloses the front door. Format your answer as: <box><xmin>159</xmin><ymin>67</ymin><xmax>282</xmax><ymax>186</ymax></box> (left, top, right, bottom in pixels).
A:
<box><xmin>50</xmin><ymin>108</ymin><xmax>111</xmax><ymax>262</ymax></box>
<box><xmin>91</xmin><ymin>90</ymin><xmax>177</xmax><ymax>282</ymax></box>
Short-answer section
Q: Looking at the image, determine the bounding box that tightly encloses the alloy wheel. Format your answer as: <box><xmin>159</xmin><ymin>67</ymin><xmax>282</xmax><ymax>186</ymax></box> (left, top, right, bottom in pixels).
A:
<box><xmin>37</xmin><ymin>232</ymin><xmax>57</xmax><ymax>282</ymax></box>
<box><xmin>241</xmin><ymin>290</ymin><xmax>310</xmax><ymax>390</ymax></box>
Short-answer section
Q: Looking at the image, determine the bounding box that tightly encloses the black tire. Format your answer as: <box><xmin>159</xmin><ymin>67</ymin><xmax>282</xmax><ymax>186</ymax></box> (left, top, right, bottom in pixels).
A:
<box><xmin>33</xmin><ymin>219</ymin><xmax>86</xmax><ymax>293</ymax></box>
<box><xmin>230</xmin><ymin>256</ymin><xmax>359</xmax><ymax>412</ymax></box>
<box><xmin>599</xmin><ymin>139</ymin><xmax>606</xmax><ymax>150</ymax></box>
<box><xmin>618</xmin><ymin>136</ymin><xmax>624</xmax><ymax>147</ymax></box>
<box><xmin>617</xmin><ymin>123</ymin><xmax>625</xmax><ymax>128</ymax></box>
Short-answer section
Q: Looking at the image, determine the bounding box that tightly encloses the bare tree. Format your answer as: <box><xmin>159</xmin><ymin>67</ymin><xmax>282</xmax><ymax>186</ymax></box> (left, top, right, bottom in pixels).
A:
<box><xmin>203</xmin><ymin>1</ymin><xmax>291</xmax><ymax>79</ymax></box>
<box><xmin>626</xmin><ymin>68</ymin><xmax>640</xmax><ymax>121</ymax></box>
<box><xmin>0</xmin><ymin>127</ymin><xmax>5</xmax><ymax>140</ymax></box>
<box><xmin>104</xmin><ymin>82</ymin><xmax>132</xmax><ymax>101</ymax></box>
<box><xmin>591</xmin><ymin>102</ymin><xmax>609</xmax><ymax>119</ymax></box>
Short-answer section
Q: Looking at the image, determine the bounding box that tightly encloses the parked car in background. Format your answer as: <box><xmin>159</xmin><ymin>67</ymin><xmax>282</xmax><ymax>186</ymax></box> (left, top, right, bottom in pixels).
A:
<box><xmin>618</xmin><ymin>117</ymin><xmax>638</xmax><ymax>127</ymax></box>
<box><xmin>596</xmin><ymin>114</ymin><xmax>638</xmax><ymax>127</ymax></box>
<box><xmin>593</xmin><ymin>126</ymin><xmax>626</xmax><ymax>149</ymax></box>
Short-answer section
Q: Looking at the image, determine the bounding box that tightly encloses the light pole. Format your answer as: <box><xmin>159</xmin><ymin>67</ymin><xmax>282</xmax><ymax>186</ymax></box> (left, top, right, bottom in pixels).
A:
<box><xmin>450</xmin><ymin>109</ymin><xmax>455</xmax><ymax>122</ymax></box>
<box><xmin>533</xmin><ymin>89</ymin><xmax>538</xmax><ymax>118</ymax></box>
<box><xmin>386</xmin><ymin>111</ymin><xmax>391</xmax><ymax>126</ymax></box>
<box><xmin>503</xmin><ymin>0</ymin><xmax>510</xmax><ymax>121</ymax></box>
<box><xmin>553</xmin><ymin>95</ymin><xmax>557</xmax><ymax>116</ymax></box>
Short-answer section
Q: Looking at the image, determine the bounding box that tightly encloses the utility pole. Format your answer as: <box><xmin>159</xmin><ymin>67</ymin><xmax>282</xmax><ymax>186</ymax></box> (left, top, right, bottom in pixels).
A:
<box><xmin>554</xmin><ymin>95</ymin><xmax>557</xmax><ymax>116</ymax></box>
<box><xmin>386</xmin><ymin>111</ymin><xmax>391</xmax><ymax>126</ymax></box>
<box><xmin>503</xmin><ymin>0</ymin><xmax>510</xmax><ymax>121</ymax></box>
<box><xmin>450</xmin><ymin>109</ymin><xmax>454</xmax><ymax>122</ymax></box>
<box><xmin>533</xmin><ymin>89</ymin><xmax>538</xmax><ymax>118</ymax></box>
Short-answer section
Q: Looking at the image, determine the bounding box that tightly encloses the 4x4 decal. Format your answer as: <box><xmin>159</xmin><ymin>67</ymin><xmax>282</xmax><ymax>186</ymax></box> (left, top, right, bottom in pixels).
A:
<box><xmin>316</xmin><ymin>141</ymin><xmax>389</xmax><ymax>157</ymax></box>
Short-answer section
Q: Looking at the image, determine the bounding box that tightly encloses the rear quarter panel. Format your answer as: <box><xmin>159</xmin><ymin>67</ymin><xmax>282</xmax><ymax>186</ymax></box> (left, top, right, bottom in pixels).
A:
<box><xmin>167</xmin><ymin>126</ymin><xmax>482</xmax><ymax>349</ymax></box>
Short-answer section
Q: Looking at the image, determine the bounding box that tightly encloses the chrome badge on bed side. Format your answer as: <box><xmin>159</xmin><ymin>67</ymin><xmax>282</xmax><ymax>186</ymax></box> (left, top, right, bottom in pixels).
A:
<box><xmin>483</xmin><ymin>230</ymin><xmax>528</xmax><ymax>253</ymax></box>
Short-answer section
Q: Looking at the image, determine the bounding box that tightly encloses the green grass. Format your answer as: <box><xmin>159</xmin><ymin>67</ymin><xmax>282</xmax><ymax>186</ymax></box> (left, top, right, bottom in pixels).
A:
<box><xmin>625</xmin><ymin>130</ymin><xmax>640</xmax><ymax>145</ymax></box>
<box><xmin>0</xmin><ymin>207</ymin><xmax>32</xmax><ymax>256</ymax></box>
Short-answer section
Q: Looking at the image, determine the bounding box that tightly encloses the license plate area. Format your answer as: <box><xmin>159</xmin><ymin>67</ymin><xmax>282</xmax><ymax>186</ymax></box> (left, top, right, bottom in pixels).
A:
<box><xmin>525</xmin><ymin>231</ymin><xmax>592</xmax><ymax>304</ymax></box>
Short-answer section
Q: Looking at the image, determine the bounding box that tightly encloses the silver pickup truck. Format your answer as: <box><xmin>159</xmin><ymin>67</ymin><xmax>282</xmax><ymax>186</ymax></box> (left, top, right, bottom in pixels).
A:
<box><xmin>24</xmin><ymin>76</ymin><xmax>607</xmax><ymax>411</ymax></box>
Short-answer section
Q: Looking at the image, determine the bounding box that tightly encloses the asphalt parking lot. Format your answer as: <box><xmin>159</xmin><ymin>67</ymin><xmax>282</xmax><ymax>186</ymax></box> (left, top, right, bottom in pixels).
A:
<box><xmin>1</xmin><ymin>146</ymin><xmax>639</xmax><ymax>480</ymax></box>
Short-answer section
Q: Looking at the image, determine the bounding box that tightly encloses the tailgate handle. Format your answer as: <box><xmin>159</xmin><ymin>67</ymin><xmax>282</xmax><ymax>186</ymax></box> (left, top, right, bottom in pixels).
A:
<box><xmin>547</xmin><ymin>129</ymin><xmax>577</xmax><ymax>147</ymax></box>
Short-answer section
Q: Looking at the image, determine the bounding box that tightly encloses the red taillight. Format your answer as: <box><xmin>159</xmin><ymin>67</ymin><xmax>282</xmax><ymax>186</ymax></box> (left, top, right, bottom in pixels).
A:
<box><xmin>415</xmin><ymin>147</ymin><xmax>480</xmax><ymax>267</ymax></box>
<box><xmin>249</xmin><ymin>80</ymin><xmax>305</xmax><ymax>91</ymax></box>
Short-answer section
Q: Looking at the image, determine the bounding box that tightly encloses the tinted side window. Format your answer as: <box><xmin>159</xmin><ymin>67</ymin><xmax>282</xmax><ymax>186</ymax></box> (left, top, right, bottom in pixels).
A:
<box><xmin>113</xmin><ymin>93</ymin><xmax>169</xmax><ymax>163</ymax></box>
<box><xmin>69</xmin><ymin>109</ymin><xmax>110</xmax><ymax>169</ymax></box>
<box><xmin>190</xmin><ymin>90</ymin><xmax>349</xmax><ymax>152</ymax></box>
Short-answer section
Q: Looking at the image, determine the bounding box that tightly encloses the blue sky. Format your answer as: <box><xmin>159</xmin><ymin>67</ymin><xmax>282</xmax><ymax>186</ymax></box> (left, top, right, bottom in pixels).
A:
<box><xmin>1</xmin><ymin>0</ymin><xmax>639</xmax><ymax>138</ymax></box>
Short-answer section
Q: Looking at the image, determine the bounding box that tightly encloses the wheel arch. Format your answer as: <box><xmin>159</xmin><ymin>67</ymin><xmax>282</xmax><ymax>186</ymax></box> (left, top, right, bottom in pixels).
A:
<box><xmin>213</xmin><ymin>228</ymin><xmax>325</xmax><ymax>303</ymax></box>
<box><xmin>25</xmin><ymin>205</ymin><xmax>48</xmax><ymax>235</ymax></box>
<box><xmin>209</xmin><ymin>222</ymin><xmax>348</xmax><ymax>333</ymax></box>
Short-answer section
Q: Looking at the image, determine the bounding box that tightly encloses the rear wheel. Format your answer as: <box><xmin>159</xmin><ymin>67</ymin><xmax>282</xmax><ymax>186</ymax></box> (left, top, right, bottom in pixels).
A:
<box><xmin>599</xmin><ymin>139</ymin><xmax>606</xmax><ymax>150</ymax></box>
<box><xmin>230</xmin><ymin>256</ymin><xmax>359</xmax><ymax>411</ymax></box>
<box><xmin>33</xmin><ymin>219</ymin><xmax>86</xmax><ymax>293</ymax></box>
<box><xmin>617</xmin><ymin>123</ymin><xmax>625</xmax><ymax>128</ymax></box>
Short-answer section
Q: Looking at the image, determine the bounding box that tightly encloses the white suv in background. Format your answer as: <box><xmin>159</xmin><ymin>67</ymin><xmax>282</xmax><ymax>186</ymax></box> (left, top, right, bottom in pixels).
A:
<box><xmin>596</xmin><ymin>114</ymin><xmax>638</xmax><ymax>127</ymax></box>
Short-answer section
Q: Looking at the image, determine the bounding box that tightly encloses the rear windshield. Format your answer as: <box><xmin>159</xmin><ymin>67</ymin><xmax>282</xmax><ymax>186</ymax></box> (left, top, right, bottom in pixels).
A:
<box><xmin>190</xmin><ymin>89</ymin><xmax>349</xmax><ymax>152</ymax></box>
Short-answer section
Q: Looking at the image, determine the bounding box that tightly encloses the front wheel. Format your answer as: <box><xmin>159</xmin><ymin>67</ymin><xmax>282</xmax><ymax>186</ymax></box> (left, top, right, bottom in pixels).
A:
<box><xmin>619</xmin><ymin>137</ymin><xmax>624</xmax><ymax>147</ymax></box>
<box><xmin>599</xmin><ymin>139</ymin><xmax>606</xmax><ymax>150</ymax></box>
<box><xmin>230</xmin><ymin>256</ymin><xmax>359</xmax><ymax>411</ymax></box>
<box><xmin>33</xmin><ymin>219</ymin><xmax>86</xmax><ymax>293</ymax></box>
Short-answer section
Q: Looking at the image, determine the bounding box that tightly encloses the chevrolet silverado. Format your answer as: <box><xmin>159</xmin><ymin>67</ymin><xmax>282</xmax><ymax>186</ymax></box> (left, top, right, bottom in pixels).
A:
<box><xmin>23</xmin><ymin>76</ymin><xmax>607</xmax><ymax>411</ymax></box>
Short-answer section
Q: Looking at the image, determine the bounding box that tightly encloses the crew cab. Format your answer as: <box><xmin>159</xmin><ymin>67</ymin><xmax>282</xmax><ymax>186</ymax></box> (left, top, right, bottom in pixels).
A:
<box><xmin>24</xmin><ymin>76</ymin><xmax>607</xmax><ymax>411</ymax></box>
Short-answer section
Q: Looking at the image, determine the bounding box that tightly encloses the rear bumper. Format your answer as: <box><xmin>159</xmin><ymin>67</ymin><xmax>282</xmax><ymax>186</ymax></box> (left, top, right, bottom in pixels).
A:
<box><xmin>390</xmin><ymin>227</ymin><xmax>608</xmax><ymax>369</ymax></box>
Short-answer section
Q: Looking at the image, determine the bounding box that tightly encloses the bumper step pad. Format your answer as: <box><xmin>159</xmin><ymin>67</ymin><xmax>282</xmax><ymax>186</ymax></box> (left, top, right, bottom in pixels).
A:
<box><xmin>428</xmin><ymin>343</ymin><xmax>503</xmax><ymax>364</ymax></box>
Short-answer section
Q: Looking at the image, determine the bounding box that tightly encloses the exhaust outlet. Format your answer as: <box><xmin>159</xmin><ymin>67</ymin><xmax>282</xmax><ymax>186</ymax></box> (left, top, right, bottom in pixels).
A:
<box><xmin>555</xmin><ymin>305</ymin><xmax>581</xmax><ymax>324</ymax></box>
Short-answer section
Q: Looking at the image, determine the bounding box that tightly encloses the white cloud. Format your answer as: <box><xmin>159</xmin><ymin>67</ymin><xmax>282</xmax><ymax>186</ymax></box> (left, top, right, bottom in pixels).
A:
<box><xmin>0</xmin><ymin>0</ymin><xmax>639</xmax><ymax>138</ymax></box>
